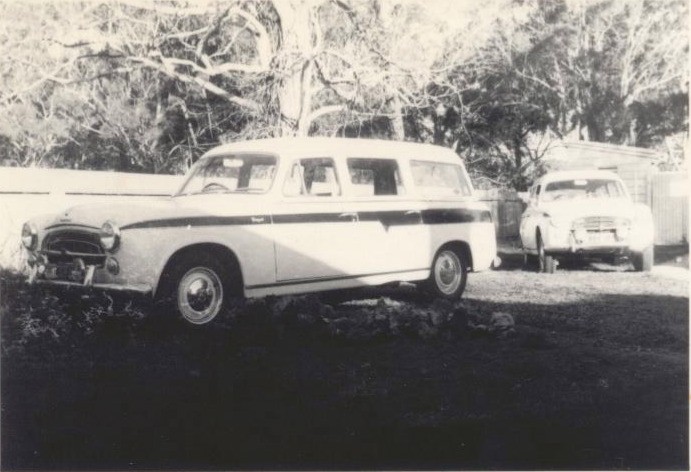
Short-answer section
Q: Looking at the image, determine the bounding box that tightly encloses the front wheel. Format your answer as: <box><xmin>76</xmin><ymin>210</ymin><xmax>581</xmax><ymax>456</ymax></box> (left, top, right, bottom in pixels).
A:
<box><xmin>632</xmin><ymin>245</ymin><xmax>654</xmax><ymax>272</ymax></box>
<box><xmin>157</xmin><ymin>251</ymin><xmax>236</xmax><ymax>325</ymax></box>
<box><xmin>537</xmin><ymin>233</ymin><xmax>557</xmax><ymax>274</ymax></box>
<box><xmin>423</xmin><ymin>247</ymin><xmax>468</xmax><ymax>299</ymax></box>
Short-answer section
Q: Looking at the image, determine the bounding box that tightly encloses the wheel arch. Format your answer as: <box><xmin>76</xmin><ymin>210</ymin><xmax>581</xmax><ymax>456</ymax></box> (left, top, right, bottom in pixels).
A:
<box><xmin>435</xmin><ymin>240</ymin><xmax>473</xmax><ymax>271</ymax></box>
<box><xmin>154</xmin><ymin>242</ymin><xmax>244</xmax><ymax>298</ymax></box>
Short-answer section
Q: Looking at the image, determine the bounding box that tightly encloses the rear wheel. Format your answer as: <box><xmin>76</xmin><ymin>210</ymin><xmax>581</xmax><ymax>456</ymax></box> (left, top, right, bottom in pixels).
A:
<box><xmin>632</xmin><ymin>245</ymin><xmax>654</xmax><ymax>272</ymax></box>
<box><xmin>157</xmin><ymin>251</ymin><xmax>237</xmax><ymax>325</ymax></box>
<box><xmin>424</xmin><ymin>247</ymin><xmax>468</xmax><ymax>299</ymax></box>
<box><xmin>537</xmin><ymin>233</ymin><xmax>556</xmax><ymax>274</ymax></box>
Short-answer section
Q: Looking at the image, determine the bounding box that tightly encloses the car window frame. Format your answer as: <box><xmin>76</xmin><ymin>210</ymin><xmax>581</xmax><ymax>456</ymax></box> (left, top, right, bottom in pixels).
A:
<box><xmin>282</xmin><ymin>156</ymin><xmax>342</xmax><ymax>198</ymax></box>
<box><xmin>174</xmin><ymin>152</ymin><xmax>280</xmax><ymax>197</ymax></box>
<box><xmin>344</xmin><ymin>157</ymin><xmax>408</xmax><ymax>199</ymax></box>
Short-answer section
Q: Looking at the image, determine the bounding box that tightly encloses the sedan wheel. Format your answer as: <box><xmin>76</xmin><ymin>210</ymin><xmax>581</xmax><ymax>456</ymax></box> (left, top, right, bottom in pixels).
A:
<box><xmin>537</xmin><ymin>234</ymin><xmax>557</xmax><ymax>274</ymax></box>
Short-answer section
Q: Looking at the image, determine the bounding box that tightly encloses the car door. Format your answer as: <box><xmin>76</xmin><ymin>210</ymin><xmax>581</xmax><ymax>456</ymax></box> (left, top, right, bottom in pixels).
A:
<box><xmin>272</xmin><ymin>157</ymin><xmax>363</xmax><ymax>282</ymax></box>
<box><xmin>341</xmin><ymin>157</ymin><xmax>429</xmax><ymax>276</ymax></box>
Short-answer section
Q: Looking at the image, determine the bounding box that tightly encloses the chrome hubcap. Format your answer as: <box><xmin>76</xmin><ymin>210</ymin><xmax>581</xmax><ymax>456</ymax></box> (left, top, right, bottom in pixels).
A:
<box><xmin>434</xmin><ymin>250</ymin><xmax>462</xmax><ymax>295</ymax></box>
<box><xmin>178</xmin><ymin>267</ymin><xmax>223</xmax><ymax>324</ymax></box>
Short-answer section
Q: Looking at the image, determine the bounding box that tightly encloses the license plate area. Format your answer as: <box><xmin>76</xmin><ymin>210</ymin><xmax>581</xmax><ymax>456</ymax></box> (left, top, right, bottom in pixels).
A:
<box><xmin>42</xmin><ymin>259</ymin><xmax>95</xmax><ymax>285</ymax></box>
<box><xmin>586</xmin><ymin>231</ymin><xmax>615</xmax><ymax>245</ymax></box>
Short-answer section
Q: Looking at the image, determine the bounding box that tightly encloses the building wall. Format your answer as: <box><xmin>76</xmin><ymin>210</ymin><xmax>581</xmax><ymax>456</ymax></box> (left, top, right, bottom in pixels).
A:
<box><xmin>544</xmin><ymin>141</ymin><xmax>657</xmax><ymax>204</ymax></box>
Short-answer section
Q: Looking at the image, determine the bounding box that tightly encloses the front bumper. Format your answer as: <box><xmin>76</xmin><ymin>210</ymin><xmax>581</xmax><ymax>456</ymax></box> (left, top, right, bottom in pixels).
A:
<box><xmin>546</xmin><ymin>246</ymin><xmax>631</xmax><ymax>258</ymax></box>
<box><xmin>27</xmin><ymin>264</ymin><xmax>152</xmax><ymax>295</ymax></box>
<box><xmin>544</xmin><ymin>226</ymin><xmax>631</xmax><ymax>255</ymax></box>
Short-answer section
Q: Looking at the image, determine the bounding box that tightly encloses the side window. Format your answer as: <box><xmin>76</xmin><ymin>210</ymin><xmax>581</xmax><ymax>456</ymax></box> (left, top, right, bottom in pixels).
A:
<box><xmin>283</xmin><ymin>157</ymin><xmax>340</xmax><ymax>197</ymax></box>
<box><xmin>410</xmin><ymin>160</ymin><xmax>472</xmax><ymax>197</ymax></box>
<box><xmin>346</xmin><ymin>158</ymin><xmax>405</xmax><ymax>197</ymax></box>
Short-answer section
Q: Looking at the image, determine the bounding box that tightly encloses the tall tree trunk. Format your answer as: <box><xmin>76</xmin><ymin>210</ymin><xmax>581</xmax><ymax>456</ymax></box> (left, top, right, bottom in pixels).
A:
<box><xmin>628</xmin><ymin>117</ymin><xmax>637</xmax><ymax>146</ymax></box>
<box><xmin>274</xmin><ymin>0</ymin><xmax>314</xmax><ymax>137</ymax></box>
<box><xmin>390</xmin><ymin>96</ymin><xmax>405</xmax><ymax>141</ymax></box>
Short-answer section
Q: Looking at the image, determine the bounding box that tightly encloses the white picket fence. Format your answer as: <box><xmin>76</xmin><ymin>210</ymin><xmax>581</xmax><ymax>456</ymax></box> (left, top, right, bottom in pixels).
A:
<box><xmin>0</xmin><ymin>167</ymin><xmax>182</xmax><ymax>269</ymax></box>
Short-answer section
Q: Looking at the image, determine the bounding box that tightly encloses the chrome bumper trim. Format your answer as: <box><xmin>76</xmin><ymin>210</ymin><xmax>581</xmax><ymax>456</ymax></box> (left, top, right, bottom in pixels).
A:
<box><xmin>33</xmin><ymin>279</ymin><xmax>152</xmax><ymax>295</ymax></box>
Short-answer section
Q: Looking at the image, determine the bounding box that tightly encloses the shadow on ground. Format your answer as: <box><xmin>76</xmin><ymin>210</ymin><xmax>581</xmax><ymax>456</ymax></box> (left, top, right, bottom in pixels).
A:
<box><xmin>494</xmin><ymin>241</ymin><xmax>689</xmax><ymax>272</ymax></box>
<box><xmin>1</xmin><ymin>281</ymin><xmax>687</xmax><ymax>470</ymax></box>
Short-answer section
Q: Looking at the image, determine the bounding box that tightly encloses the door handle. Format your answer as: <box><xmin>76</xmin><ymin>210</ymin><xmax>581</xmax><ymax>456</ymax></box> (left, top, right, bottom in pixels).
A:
<box><xmin>250</xmin><ymin>216</ymin><xmax>265</xmax><ymax>224</ymax></box>
<box><xmin>338</xmin><ymin>212</ymin><xmax>358</xmax><ymax>222</ymax></box>
<box><xmin>405</xmin><ymin>210</ymin><xmax>421</xmax><ymax>215</ymax></box>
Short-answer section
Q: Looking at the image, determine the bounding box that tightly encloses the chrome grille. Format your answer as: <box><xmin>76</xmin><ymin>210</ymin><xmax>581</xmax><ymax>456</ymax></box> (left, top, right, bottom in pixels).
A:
<box><xmin>42</xmin><ymin>230</ymin><xmax>105</xmax><ymax>265</ymax></box>
<box><xmin>576</xmin><ymin>216</ymin><xmax>617</xmax><ymax>232</ymax></box>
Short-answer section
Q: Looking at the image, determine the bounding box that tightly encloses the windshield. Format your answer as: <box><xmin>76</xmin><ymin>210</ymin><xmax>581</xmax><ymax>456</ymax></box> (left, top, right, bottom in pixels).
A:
<box><xmin>177</xmin><ymin>154</ymin><xmax>277</xmax><ymax>196</ymax></box>
<box><xmin>541</xmin><ymin>178</ymin><xmax>626</xmax><ymax>202</ymax></box>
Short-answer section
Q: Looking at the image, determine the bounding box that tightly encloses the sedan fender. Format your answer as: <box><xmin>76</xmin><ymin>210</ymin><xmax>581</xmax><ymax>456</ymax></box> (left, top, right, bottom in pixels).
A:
<box><xmin>629</xmin><ymin>203</ymin><xmax>654</xmax><ymax>252</ymax></box>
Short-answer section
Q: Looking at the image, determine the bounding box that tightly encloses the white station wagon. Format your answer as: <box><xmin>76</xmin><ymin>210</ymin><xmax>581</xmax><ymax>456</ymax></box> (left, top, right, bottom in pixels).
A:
<box><xmin>22</xmin><ymin>138</ymin><xmax>497</xmax><ymax>325</ymax></box>
<box><xmin>519</xmin><ymin>169</ymin><xmax>654</xmax><ymax>273</ymax></box>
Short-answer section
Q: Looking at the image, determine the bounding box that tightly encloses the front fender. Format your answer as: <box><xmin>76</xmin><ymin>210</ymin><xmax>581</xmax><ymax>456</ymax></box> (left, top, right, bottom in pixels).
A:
<box><xmin>629</xmin><ymin>203</ymin><xmax>654</xmax><ymax>251</ymax></box>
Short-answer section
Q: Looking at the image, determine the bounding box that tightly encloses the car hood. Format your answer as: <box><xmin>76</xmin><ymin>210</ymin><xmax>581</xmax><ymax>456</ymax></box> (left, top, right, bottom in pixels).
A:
<box><xmin>44</xmin><ymin>195</ymin><xmax>260</xmax><ymax>231</ymax></box>
<box><xmin>539</xmin><ymin>198</ymin><xmax>635</xmax><ymax>220</ymax></box>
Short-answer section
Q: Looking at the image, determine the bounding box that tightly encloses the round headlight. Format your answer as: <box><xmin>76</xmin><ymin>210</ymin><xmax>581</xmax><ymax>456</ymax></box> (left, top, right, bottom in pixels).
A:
<box><xmin>99</xmin><ymin>220</ymin><xmax>121</xmax><ymax>252</ymax></box>
<box><xmin>21</xmin><ymin>222</ymin><xmax>37</xmax><ymax>250</ymax></box>
<box><xmin>574</xmin><ymin>227</ymin><xmax>588</xmax><ymax>243</ymax></box>
<box><xmin>549</xmin><ymin>215</ymin><xmax>572</xmax><ymax>229</ymax></box>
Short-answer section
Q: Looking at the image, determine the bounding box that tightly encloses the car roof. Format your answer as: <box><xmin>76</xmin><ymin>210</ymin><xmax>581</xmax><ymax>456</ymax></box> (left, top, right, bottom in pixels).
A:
<box><xmin>538</xmin><ymin>169</ymin><xmax>623</xmax><ymax>184</ymax></box>
<box><xmin>202</xmin><ymin>137</ymin><xmax>461</xmax><ymax>163</ymax></box>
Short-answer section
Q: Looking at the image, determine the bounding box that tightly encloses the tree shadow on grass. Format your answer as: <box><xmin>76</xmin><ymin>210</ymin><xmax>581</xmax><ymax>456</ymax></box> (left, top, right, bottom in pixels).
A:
<box><xmin>1</xmin><ymin>286</ymin><xmax>688</xmax><ymax>471</ymax></box>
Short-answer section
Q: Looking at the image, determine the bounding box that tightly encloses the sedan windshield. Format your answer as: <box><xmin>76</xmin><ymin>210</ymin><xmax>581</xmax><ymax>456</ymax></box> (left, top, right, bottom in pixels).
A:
<box><xmin>177</xmin><ymin>154</ymin><xmax>277</xmax><ymax>196</ymax></box>
<box><xmin>541</xmin><ymin>178</ymin><xmax>626</xmax><ymax>202</ymax></box>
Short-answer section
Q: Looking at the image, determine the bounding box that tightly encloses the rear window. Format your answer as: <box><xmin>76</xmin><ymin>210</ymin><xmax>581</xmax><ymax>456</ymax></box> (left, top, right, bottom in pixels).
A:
<box><xmin>410</xmin><ymin>160</ymin><xmax>472</xmax><ymax>197</ymax></box>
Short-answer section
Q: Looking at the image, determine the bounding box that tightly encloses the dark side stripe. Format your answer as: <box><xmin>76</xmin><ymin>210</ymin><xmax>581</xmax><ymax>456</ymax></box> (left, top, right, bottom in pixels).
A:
<box><xmin>120</xmin><ymin>208</ymin><xmax>491</xmax><ymax>231</ymax></box>
<box><xmin>122</xmin><ymin>215</ymin><xmax>271</xmax><ymax>230</ymax></box>
<box><xmin>0</xmin><ymin>191</ymin><xmax>50</xmax><ymax>195</ymax></box>
<box><xmin>272</xmin><ymin>213</ymin><xmax>349</xmax><ymax>224</ymax></box>
<box><xmin>65</xmin><ymin>192</ymin><xmax>171</xmax><ymax>197</ymax></box>
<box><xmin>421</xmin><ymin>208</ymin><xmax>491</xmax><ymax>224</ymax></box>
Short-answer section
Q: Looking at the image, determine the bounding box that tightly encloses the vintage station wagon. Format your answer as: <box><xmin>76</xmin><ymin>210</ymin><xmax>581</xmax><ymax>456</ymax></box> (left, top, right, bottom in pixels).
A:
<box><xmin>22</xmin><ymin>138</ymin><xmax>497</xmax><ymax>324</ymax></box>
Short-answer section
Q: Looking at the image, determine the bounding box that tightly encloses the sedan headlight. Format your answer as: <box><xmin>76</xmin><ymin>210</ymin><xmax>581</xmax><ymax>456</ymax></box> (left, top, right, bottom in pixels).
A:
<box><xmin>21</xmin><ymin>222</ymin><xmax>37</xmax><ymax>250</ymax></box>
<box><xmin>546</xmin><ymin>214</ymin><xmax>572</xmax><ymax>229</ymax></box>
<box><xmin>614</xmin><ymin>218</ymin><xmax>631</xmax><ymax>241</ymax></box>
<box><xmin>99</xmin><ymin>220</ymin><xmax>121</xmax><ymax>252</ymax></box>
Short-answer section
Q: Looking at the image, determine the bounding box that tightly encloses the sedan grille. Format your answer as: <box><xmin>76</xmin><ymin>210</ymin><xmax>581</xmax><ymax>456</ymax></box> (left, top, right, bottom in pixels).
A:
<box><xmin>575</xmin><ymin>216</ymin><xmax>618</xmax><ymax>232</ymax></box>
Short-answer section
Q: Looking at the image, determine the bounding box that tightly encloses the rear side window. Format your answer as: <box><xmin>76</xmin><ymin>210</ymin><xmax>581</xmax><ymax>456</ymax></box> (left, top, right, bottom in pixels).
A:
<box><xmin>346</xmin><ymin>158</ymin><xmax>405</xmax><ymax>196</ymax></box>
<box><xmin>410</xmin><ymin>160</ymin><xmax>472</xmax><ymax>197</ymax></box>
<box><xmin>283</xmin><ymin>157</ymin><xmax>340</xmax><ymax>197</ymax></box>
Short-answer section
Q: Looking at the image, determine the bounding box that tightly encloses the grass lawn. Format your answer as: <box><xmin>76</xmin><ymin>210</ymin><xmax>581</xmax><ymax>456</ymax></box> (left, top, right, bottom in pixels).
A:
<box><xmin>1</xmin><ymin>253</ymin><xmax>688</xmax><ymax>470</ymax></box>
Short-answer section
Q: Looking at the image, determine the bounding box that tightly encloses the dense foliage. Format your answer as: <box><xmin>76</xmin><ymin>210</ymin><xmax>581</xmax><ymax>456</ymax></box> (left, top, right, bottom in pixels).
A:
<box><xmin>0</xmin><ymin>0</ymin><xmax>687</xmax><ymax>188</ymax></box>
